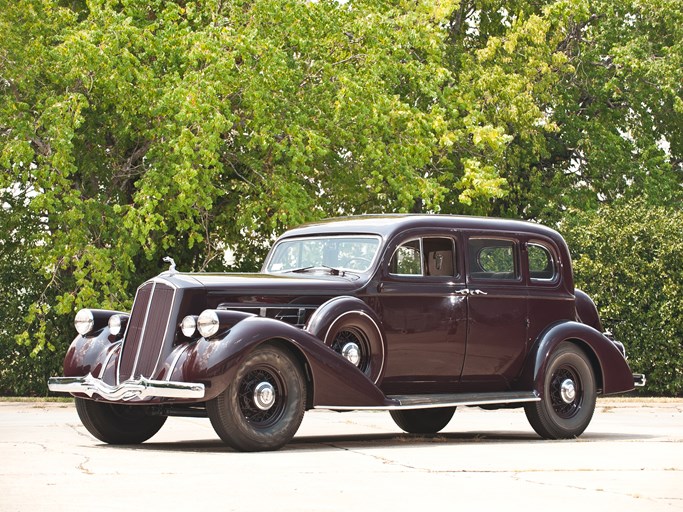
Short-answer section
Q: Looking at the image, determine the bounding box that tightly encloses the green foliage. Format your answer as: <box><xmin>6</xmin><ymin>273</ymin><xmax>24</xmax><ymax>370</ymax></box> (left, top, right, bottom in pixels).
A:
<box><xmin>0</xmin><ymin>187</ymin><xmax>65</xmax><ymax>395</ymax></box>
<box><xmin>1</xmin><ymin>0</ymin><xmax>466</xmax><ymax>390</ymax></box>
<box><xmin>446</xmin><ymin>0</ymin><xmax>682</xmax><ymax>221</ymax></box>
<box><xmin>562</xmin><ymin>201</ymin><xmax>683</xmax><ymax>396</ymax></box>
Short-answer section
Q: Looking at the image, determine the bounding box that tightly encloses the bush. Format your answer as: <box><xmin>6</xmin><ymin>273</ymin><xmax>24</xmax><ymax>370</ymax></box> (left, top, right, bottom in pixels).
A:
<box><xmin>0</xmin><ymin>341</ymin><xmax>63</xmax><ymax>396</ymax></box>
<box><xmin>561</xmin><ymin>201</ymin><xmax>683</xmax><ymax>396</ymax></box>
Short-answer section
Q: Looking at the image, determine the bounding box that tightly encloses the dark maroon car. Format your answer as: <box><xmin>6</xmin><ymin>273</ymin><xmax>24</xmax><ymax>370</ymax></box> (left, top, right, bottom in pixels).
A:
<box><xmin>49</xmin><ymin>215</ymin><xmax>645</xmax><ymax>451</ymax></box>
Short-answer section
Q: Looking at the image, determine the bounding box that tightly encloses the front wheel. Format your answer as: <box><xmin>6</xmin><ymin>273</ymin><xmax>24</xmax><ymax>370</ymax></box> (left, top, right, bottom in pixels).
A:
<box><xmin>75</xmin><ymin>398</ymin><xmax>167</xmax><ymax>444</ymax></box>
<box><xmin>390</xmin><ymin>407</ymin><xmax>456</xmax><ymax>434</ymax></box>
<box><xmin>525</xmin><ymin>343</ymin><xmax>597</xmax><ymax>439</ymax></box>
<box><xmin>207</xmin><ymin>344</ymin><xmax>306</xmax><ymax>452</ymax></box>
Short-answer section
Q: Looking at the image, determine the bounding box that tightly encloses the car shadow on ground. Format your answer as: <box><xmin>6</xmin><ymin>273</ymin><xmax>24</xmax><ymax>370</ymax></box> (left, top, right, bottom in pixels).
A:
<box><xmin>106</xmin><ymin>429</ymin><xmax>655</xmax><ymax>454</ymax></box>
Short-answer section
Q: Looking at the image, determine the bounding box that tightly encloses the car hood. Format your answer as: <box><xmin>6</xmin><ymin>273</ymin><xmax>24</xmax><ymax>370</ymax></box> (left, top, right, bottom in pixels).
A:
<box><xmin>156</xmin><ymin>271</ymin><xmax>365</xmax><ymax>298</ymax></box>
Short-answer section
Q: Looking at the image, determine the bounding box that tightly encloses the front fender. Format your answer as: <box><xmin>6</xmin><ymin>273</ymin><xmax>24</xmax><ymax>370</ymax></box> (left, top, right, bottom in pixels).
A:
<box><xmin>63</xmin><ymin>328</ymin><xmax>121</xmax><ymax>380</ymax></box>
<box><xmin>520</xmin><ymin>321</ymin><xmax>634</xmax><ymax>398</ymax></box>
<box><xmin>174</xmin><ymin>316</ymin><xmax>390</xmax><ymax>407</ymax></box>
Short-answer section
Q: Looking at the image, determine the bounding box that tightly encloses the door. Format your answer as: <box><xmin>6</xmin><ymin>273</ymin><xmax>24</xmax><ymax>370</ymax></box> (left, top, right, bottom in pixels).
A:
<box><xmin>460</xmin><ymin>235</ymin><xmax>529</xmax><ymax>391</ymax></box>
<box><xmin>375</xmin><ymin>234</ymin><xmax>468</xmax><ymax>394</ymax></box>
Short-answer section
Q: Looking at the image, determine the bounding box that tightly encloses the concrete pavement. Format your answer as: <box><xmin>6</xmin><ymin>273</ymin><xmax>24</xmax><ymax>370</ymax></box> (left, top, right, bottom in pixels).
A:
<box><xmin>1</xmin><ymin>398</ymin><xmax>681</xmax><ymax>511</ymax></box>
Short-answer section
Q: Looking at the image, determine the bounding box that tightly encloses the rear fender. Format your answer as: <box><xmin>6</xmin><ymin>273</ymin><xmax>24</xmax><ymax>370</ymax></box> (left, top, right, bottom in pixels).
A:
<box><xmin>520</xmin><ymin>321</ymin><xmax>634</xmax><ymax>398</ymax></box>
<box><xmin>177</xmin><ymin>315</ymin><xmax>389</xmax><ymax>407</ymax></box>
<box><xmin>574</xmin><ymin>289</ymin><xmax>603</xmax><ymax>332</ymax></box>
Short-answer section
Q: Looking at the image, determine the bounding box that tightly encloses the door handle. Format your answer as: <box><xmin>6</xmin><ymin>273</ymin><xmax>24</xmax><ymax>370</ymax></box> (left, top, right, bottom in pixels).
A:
<box><xmin>454</xmin><ymin>289</ymin><xmax>488</xmax><ymax>296</ymax></box>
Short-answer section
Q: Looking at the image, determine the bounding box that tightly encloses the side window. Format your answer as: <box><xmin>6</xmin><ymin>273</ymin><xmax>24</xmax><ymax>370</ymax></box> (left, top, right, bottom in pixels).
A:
<box><xmin>528</xmin><ymin>243</ymin><xmax>557</xmax><ymax>281</ymax></box>
<box><xmin>389</xmin><ymin>240</ymin><xmax>422</xmax><ymax>275</ymax></box>
<box><xmin>389</xmin><ymin>237</ymin><xmax>458</xmax><ymax>277</ymax></box>
<box><xmin>468</xmin><ymin>238</ymin><xmax>518</xmax><ymax>280</ymax></box>
<box><xmin>423</xmin><ymin>238</ymin><xmax>456</xmax><ymax>277</ymax></box>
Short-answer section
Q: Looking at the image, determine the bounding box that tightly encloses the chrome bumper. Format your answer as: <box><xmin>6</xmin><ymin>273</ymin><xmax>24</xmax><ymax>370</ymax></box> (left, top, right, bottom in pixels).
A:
<box><xmin>633</xmin><ymin>373</ymin><xmax>647</xmax><ymax>387</ymax></box>
<box><xmin>48</xmin><ymin>374</ymin><xmax>205</xmax><ymax>401</ymax></box>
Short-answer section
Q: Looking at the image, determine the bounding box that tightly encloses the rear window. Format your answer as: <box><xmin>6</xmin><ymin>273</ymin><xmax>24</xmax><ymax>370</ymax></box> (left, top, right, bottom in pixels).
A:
<box><xmin>528</xmin><ymin>243</ymin><xmax>557</xmax><ymax>281</ymax></box>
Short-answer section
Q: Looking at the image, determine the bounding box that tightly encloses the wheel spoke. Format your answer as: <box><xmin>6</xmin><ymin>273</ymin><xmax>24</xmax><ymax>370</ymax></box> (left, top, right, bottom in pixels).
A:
<box><xmin>331</xmin><ymin>327</ymin><xmax>370</xmax><ymax>374</ymax></box>
<box><xmin>237</xmin><ymin>366</ymin><xmax>286</xmax><ymax>427</ymax></box>
<box><xmin>550</xmin><ymin>366</ymin><xmax>582</xmax><ymax>418</ymax></box>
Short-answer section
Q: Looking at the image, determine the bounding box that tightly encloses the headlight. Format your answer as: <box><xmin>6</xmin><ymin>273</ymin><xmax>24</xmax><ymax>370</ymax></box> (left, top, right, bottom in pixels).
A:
<box><xmin>74</xmin><ymin>309</ymin><xmax>94</xmax><ymax>335</ymax></box>
<box><xmin>181</xmin><ymin>315</ymin><xmax>198</xmax><ymax>337</ymax></box>
<box><xmin>108</xmin><ymin>314</ymin><xmax>128</xmax><ymax>336</ymax></box>
<box><xmin>197</xmin><ymin>310</ymin><xmax>220</xmax><ymax>338</ymax></box>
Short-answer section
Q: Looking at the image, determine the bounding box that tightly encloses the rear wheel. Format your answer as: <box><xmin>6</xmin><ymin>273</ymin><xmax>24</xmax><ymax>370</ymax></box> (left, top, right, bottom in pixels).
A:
<box><xmin>525</xmin><ymin>343</ymin><xmax>596</xmax><ymax>439</ymax></box>
<box><xmin>75</xmin><ymin>398</ymin><xmax>167</xmax><ymax>444</ymax></box>
<box><xmin>207</xmin><ymin>344</ymin><xmax>306</xmax><ymax>452</ymax></box>
<box><xmin>390</xmin><ymin>407</ymin><xmax>456</xmax><ymax>434</ymax></box>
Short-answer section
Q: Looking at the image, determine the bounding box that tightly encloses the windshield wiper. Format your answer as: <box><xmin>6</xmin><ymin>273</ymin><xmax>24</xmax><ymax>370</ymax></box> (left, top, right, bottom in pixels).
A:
<box><xmin>289</xmin><ymin>265</ymin><xmax>344</xmax><ymax>276</ymax></box>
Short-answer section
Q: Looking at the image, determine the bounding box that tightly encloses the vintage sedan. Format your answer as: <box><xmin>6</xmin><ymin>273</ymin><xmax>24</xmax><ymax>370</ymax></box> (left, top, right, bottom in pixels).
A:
<box><xmin>48</xmin><ymin>215</ymin><xmax>645</xmax><ymax>451</ymax></box>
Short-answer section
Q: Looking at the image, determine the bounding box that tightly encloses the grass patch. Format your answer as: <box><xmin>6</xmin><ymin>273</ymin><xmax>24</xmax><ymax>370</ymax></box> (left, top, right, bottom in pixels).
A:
<box><xmin>598</xmin><ymin>396</ymin><xmax>683</xmax><ymax>403</ymax></box>
<box><xmin>0</xmin><ymin>396</ymin><xmax>73</xmax><ymax>403</ymax></box>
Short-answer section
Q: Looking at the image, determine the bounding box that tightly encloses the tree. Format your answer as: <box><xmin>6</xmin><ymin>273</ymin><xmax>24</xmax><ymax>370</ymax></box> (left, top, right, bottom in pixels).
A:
<box><xmin>443</xmin><ymin>0</ymin><xmax>682</xmax><ymax>220</ymax></box>
<box><xmin>0</xmin><ymin>0</ymin><xmax>485</xmax><ymax>387</ymax></box>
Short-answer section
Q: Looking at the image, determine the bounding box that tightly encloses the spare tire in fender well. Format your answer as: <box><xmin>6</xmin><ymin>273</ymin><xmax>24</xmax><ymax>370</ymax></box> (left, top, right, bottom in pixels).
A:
<box><xmin>305</xmin><ymin>296</ymin><xmax>386</xmax><ymax>383</ymax></box>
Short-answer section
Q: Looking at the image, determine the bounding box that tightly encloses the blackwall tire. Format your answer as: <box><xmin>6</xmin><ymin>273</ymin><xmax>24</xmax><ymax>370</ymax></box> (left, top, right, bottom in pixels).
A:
<box><xmin>207</xmin><ymin>344</ymin><xmax>306</xmax><ymax>452</ymax></box>
<box><xmin>324</xmin><ymin>312</ymin><xmax>384</xmax><ymax>383</ymax></box>
<box><xmin>75</xmin><ymin>398</ymin><xmax>167</xmax><ymax>444</ymax></box>
<box><xmin>390</xmin><ymin>407</ymin><xmax>456</xmax><ymax>434</ymax></box>
<box><xmin>524</xmin><ymin>343</ymin><xmax>597</xmax><ymax>439</ymax></box>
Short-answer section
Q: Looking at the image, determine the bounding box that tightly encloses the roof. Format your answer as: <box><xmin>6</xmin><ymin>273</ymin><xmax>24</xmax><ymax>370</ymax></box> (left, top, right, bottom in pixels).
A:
<box><xmin>279</xmin><ymin>214</ymin><xmax>564</xmax><ymax>243</ymax></box>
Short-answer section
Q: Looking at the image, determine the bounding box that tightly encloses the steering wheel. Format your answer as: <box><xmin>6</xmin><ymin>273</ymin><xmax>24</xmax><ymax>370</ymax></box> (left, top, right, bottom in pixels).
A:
<box><xmin>342</xmin><ymin>257</ymin><xmax>372</xmax><ymax>270</ymax></box>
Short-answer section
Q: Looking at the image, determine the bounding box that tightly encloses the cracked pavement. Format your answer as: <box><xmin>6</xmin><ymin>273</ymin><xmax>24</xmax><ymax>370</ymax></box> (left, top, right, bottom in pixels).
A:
<box><xmin>1</xmin><ymin>398</ymin><xmax>681</xmax><ymax>511</ymax></box>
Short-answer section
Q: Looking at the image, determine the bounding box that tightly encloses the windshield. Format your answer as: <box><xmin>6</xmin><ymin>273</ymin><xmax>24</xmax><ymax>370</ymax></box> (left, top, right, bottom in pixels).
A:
<box><xmin>265</xmin><ymin>236</ymin><xmax>381</xmax><ymax>274</ymax></box>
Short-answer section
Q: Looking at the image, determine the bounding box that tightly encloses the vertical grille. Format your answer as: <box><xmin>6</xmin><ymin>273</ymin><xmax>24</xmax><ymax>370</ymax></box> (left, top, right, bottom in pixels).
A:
<box><xmin>118</xmin><ymin>281</ymin><xmax>176</xmax><ymax>382</ymax></box>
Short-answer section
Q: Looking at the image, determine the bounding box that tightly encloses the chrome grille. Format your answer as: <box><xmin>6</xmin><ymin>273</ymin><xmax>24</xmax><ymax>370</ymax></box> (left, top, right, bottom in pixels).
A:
<box><xmin>118</xmin><ymin>281</ymin><xmax>176</xmax><ymax>382</ymax></box>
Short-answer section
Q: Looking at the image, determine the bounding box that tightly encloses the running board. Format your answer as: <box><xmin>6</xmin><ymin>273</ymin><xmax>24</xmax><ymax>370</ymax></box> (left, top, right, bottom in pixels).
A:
<box><xmin>315</xmin><ymin>391</ymin><xmax>539</xmax><ymax>411</ymax></box>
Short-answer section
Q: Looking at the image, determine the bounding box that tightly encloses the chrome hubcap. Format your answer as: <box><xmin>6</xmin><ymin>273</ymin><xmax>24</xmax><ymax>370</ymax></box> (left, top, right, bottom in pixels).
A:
<box><xmin>341</xmin><ymin>342</ymin><xmax>361</xmax><ymax>366</ymax></box>
<box><xmin>253</xmin><ymin>381</ymin><xmax>276</xmax><ymax>410</ymax></box>
<box><xmin>560</xmin><ymin>378</ymin><xmax>576</xmax><ymax>403</ymax></box>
